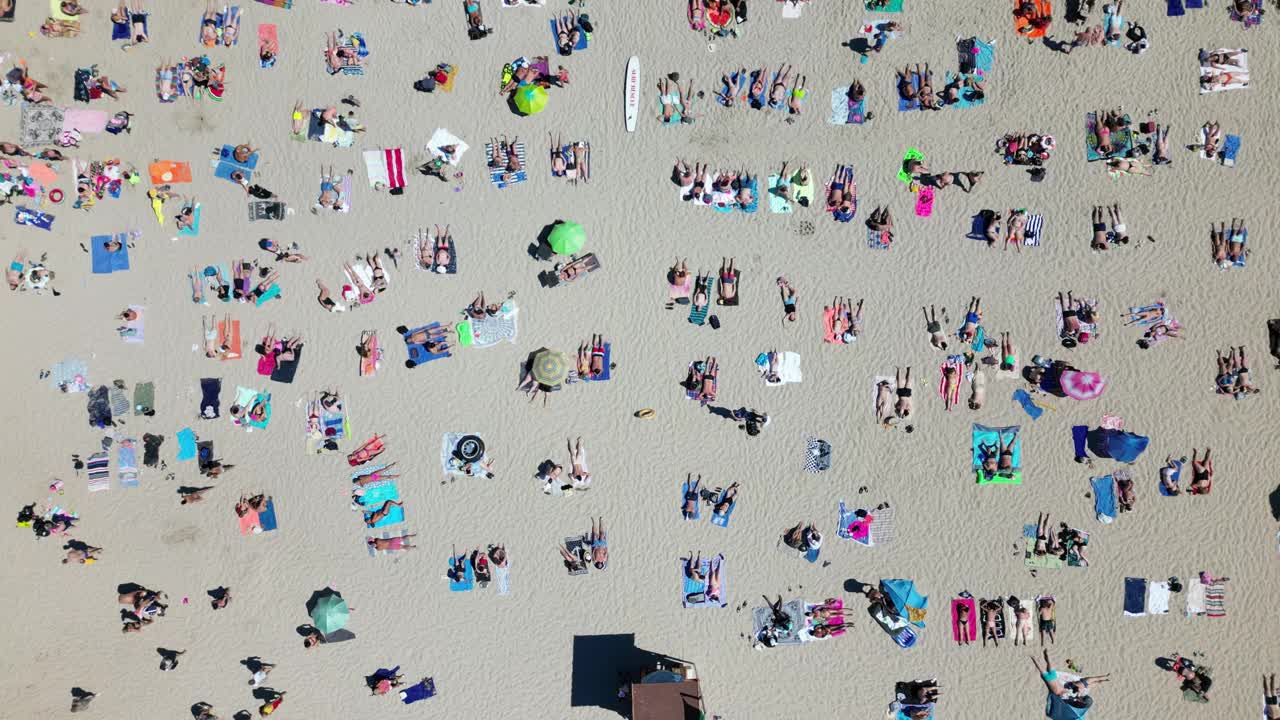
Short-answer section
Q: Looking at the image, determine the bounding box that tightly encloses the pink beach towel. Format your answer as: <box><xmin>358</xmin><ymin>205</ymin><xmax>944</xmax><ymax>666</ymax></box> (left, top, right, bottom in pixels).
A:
<box><xmin>952</xmin><ymin>597</ymin><xmax>977</xmax><ymax>642</ymax></box>
<box><xmin>238</xmin><ymin>510</ymin><xmax>261</xmax><ymax>535</ymax></box>
<box><xmin>914</xmin><ymin>185</ymin><xmax>934</xmax><ymax>217</ymax></box>
<box><xmin>938</xmin><ymin>359</ymin><xmax>963</xmax><ymax>407</ymax></box>
<box><xmin>62</xmin><ymin>109</ymin><xmax>109</xmax><ymax>135</ymax></box>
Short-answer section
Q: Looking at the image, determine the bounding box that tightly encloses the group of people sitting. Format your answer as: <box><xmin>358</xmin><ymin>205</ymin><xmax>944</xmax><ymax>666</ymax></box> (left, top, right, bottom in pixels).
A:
<box><xmin>15</xmin><ymin>502</ymin><xmax>79</xmax><ymax>540</ymax></box>
<box><xmin>712</xmin><ymin>65</ymin><xmax>808</xmax><ymax>119</ymax></box>
<box><xmin>687</xmin><ymin>0</ymin><xmax>746</xmax><ymax>37</ymax></box>
<box><xmin>315</xmin><ymin>253</ymin><xmax>393</xmax><ymax>312</ymax></box>
<box><xmin>5</xmin><ymin>250</ymin><xmax>58</xmax><ymax>296</ymax></box>
<box><xmin>889</xmin><ymin>679</ymin><xmax>941</xmax><ymax>720</ymax></box>
<box><xmin>1030</xmin><ymin>512</ymin><xmax>1089</xmax><ymax>566</ymax></box>
<box><xmin>996</xmin><ymin>131</ymin><xmax>1055</xmax><ymax>169</ymax></box>
<box><xmin>118</xmin><ymin>586</ymin><xmax>168</xmax><ymax>633</ymax></box>
<box><xmin>1214</xmin><ymin>346</ymin><xmax>1259</xmax><ymax>399</ymax></box>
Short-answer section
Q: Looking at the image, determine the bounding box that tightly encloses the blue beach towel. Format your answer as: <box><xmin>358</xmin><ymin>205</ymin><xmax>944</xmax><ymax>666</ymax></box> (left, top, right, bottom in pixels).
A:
<box><xmin>1229</xmin><ymin>228</ymin><xmax>1248</xmax><ymax>268</ymax></box>
<box><xmin>118</xmin><ymin>443</ymin><xmax>139</xmax><ymax>487</ymax></box>
<box><xmin>360</xmin><ymin>482</ymin><xmax>404</xmax><ymax>528</ymax></box>
<box><xmin>176</xmin><ymin>428</ymin><xmax>197</xmax><ymax>461</ymax></box>
<box><xmin>90</xmin><ymin>234</ymin><xmax>130</xmax><ymax>274</ymax></box>
<box><xmin>582</xmin><ymin>343</ymin><xmax>611</xmax><ymax>382</ymax></box>
<box><xmin>112</xmin><ymin>9</ymin><xmax>147</xmax><ymax>40</ymax></box>
<box><xmin>1168</xmin><ymin>0</ymin><xmax>1185</xmax><ymax>15</ymax></box>
<box><xmin>486</xmin><ymin>142</ymin><xmax>528</xmax><ymax>189</ymax></box>
<box><xmin>972</xmin><ymin>424</ymin><xmax>1022</xmax><ymax>468</ymax></box>
<box><xmin>737</xmin><ymin>177</ymin><xmax>759</xmax><ymax>213</ymax></box>
<box><xmin>214</xmin><ymin>161</ymin><xmax>253</xmax><ymax>183</ymax></box>
<box><xmin>1013</xmin><ymin>389</ymin><xmax>1044</xmax><ymax>419</ymax></box>
<box><xmin>1071</xmin><ymin>425</ymin><xmax>1089</xmax><ymax>460</ymax></box>
<box><xmin>1123</xmin><ymin>577</ymin><xmax>1147</xmax><ymax>616</ymax></box>
<box><xmin>1220</xmin><ymin>134</ymin><xmax>1242</xmax><ymax>167</ymax></box>
<box><xmin>710</xmin><ymin>488</ymin><xmax>736</xmax><ymax>527</ymax></box>
<box><xmin>1185</xmin><ymin>0</ymin><xmax>1202</xmax><ymax>7</ymax></box>
<box><xmin>258</xmin><ymin>498</ymin><xmax>278</xmax><ymax>531</ymax></box>
<box><xmin>177</xmin><ymin>205</ymin><xmax>201</xmax><ymax>236</ymax></box>
<box><xmin>805</xmin><ymin>546</ymin><xmax>821</xmax><ymax>563</ymax></box>
<box><xmin>1092</xmin><ymin>475</ymin><xmax>1117</xmax><ymax>523</ymax></box>
<box><xmin>448</xmin><ymin>555</ymin><xmax>475</xmax><ymax>591</ymax></box>
<box><xmin>681</xmin><ymin>555</ymin><xmax>726</xmax><ymax>608</ymax></box>
<box><xmin>15</xmin><ymin>206</ymin><xmax>55</xmax><ymax>230</ymax></box>
<box><xmin>681</xmin><ymin>478</ymin><xmax>701</xmax><ymax>520</ymax></box>
<box><xmin>897</xmin><ymin>73</ymin><xmax>922</xmax><ymax>111</ymax></box>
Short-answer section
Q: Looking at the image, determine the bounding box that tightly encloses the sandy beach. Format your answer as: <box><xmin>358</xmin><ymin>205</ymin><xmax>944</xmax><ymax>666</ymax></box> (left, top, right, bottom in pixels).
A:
<box><xmin>1</xmin><ymin>0</ymin><xmax>1278</xmax><ymax>718</ymax></box>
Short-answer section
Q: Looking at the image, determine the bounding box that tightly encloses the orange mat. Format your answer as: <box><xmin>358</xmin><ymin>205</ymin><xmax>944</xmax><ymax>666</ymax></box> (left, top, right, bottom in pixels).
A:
<box><xmin>148</xmin><ymin>161</ymin><xmax>192</xmax><ymax>185</ymax></box>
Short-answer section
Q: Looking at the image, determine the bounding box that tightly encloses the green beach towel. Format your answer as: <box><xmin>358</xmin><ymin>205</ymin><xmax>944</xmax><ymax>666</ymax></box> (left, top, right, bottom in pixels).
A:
<box><xmin>791</xmin><ymin>172</ymin><xmax>814</xmax><ymax>208</ymax></box>
<box><xmin>455</xmin><ymin>320</ymin><xmax>474</xmax><ymax>347</ymax></box>
<box><xmin>897</xmin><ymin>148</ymin><xmax>925</xmax><ymax>183</ymax></box>
<box><xmin>977</xmin><ymin>469</ymin><xmax>1022</xmax><ymax>485</ymax></box>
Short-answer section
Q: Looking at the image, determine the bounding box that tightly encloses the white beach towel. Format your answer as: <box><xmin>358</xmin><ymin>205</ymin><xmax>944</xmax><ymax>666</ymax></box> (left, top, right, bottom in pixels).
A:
<box><xmin>1185</xmin><ymin>580</ymin><xmax>1207</xmax><ymax>617</ymax></box>
<box><xmin>1147</xmin><ymin>581</ymin><xmax>1171</xmax><ymax>615</ymax></box>
<box><xmin>760</xmin><ymin>351</ymin><xmax>802</xmax><ymax>385</ymax></box>
<box><xmin>1199</xmin><ymin>49</ymin><xmax>1249</xmax><ymax>94</ymax></box>
<box><xmin>872</xmin><ymin>376</ymin><xmax>896</xmax><ymax>420</ymax></box>
<box><xmin>427</xmin><ymin>128</ymin><xmax>470</xmax><ymax>165</ymax></box>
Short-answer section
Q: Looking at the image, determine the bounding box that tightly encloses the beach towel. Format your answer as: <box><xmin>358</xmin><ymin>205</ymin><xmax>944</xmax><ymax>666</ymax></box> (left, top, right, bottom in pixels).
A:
<box><xmin>973</xmin><ymin>424</ymin><xmax>1021</xmax><ymax>484</ymax></box>
<box><xmin>176</xmin><ymin>428</ymin><xmax>197</xmax><ymax>461</ymax></box>
<box><xmin>681</xmin><ymin>555</ymin><xmax>726</xmax><ymax>608</ymax></box>
<box><xmin>951</xmin><ymin>597</ymin><xmax>977</xmax><ymax>642</ymax></box>
<box><xmin>149</xmin><ymin>161</ymin><xmax>192</xmax><ymax>185</ymax></box>
<box><xmin>867</xmin><ymin>0</ymin><xmax>904</xmax><ymax>11</ymax></box>
<box><xmin>494</xmin><ymin>562</ymin><xmax>510</xmax><ymax>596</ymax></box>
<box><xmin>1013</xmin><ymin>389</ymin><xmax>1045</xmax><ymax>419</ymax></box>
<box><xmin>1022</xmin><ymin>214</ymin><xmax>1044</xmax><ymax>247</ymax></box>
<box><xmin>981</xmin><ymin>598</ymin><xmax>1007</xmax><ymax>639</ymax></box>
<box><xmin>199</xmin><ymin>378</ymin><xmax>221</xmax><ymax>419</ymax></box>
<box><xmin>829</xmin><ymin>89</ymin><xmax>868</xmax><ymax>125</ymax></box>
<box><xmin>802</xmin><ymin>436</ymin><xmax>831</xmax><ymax>474</ymax></box>
<box><xmin>914</xmin><ymin>186</ymin><xmax>934</xmax><ymax>218</ymax></box>
<box><xmin>582</xmin><ymin>342</ymin><xmax>611</xmax><ymax>381</ymax></box>
<box><xmin>248</xmin><ymin>200</ymin><xmax>287</xmax><ymax>221</ymax></box>
<box><xmin>1084</xmin><ymin>112</ymin><xmax>1135</xmax><ymax>161</ymax></box>
<box><xmin>326</xmin><ymin>32</ymin><xmax>368</xmax><ymax>75</ymax></box>
<box><xmin>1023</xmin><ymin>525</ymin><xmax>1065</xmax><ymax>569</ymax></box>
<box><xmin>439</xmin><ymin>432</ymin><xmax>486</xmax><ymax>475</ymax></box>
<box><xmin>269</xmin><ymin>345</ymin><xmax>300</xmax><ymax>384</ymax></box>
<box><xmin>1158</xmin><ymin>459</ymin><xmax>1183</xmax><ymax>496</ymax></box>
<box><xmin>939</xmin><ymin>357</ymin><xmax>964</xmax><ymax>407</ymax></box>
<box><xmin>213</xmin><ymin>145</ymin><xmax>258</xmax><ymax>184</ymax></box>
<box><xmin>1147</xmin><ymin>580</ymin><xmax>1170</xmax><ymax>615</ymax></box>
<box><xmin>413</xmin><ymin>232</ymin><xmax>458</xmax><ymax>274</ymax></box>
<box><xmin>50</xmin><ymin>356</ymin><xmax>89</xmax><ymax>394</ymax></box>
<box><xmin>767</xmin><ymin>175</ymin><xmax>793</xmax><ymax>214</ymax></box>
<box><xmin>896</xmin><ymin>73</ymin><xmax>922</xmax><ymax>111</ymax></box>
<box><xmin>133</xmin><ymin>381</ymin><xmax>154</xmax><ymax>415</ymax></box>
<box><xmin>399</xmin><ymin>678</ymin><xmax>436</xmax><ymax>704</ymax></box>
<box><xmin>403</xmin><ymin>323</ymin><xmax>452</xmax><ymax>367</ymax></box>
<box><xmin>427</xmin><ymin>128</ymin><xmax>469</xmax><ymax>166</ymax></box>
<box><xmin>1231</xmin><ymin>0</ymin><xmax>1263</xmax><ymax>26</ymax></box>
<box><xmin>90</xmin><ymin>234</ymin><xmax>130</xmax><ymax>274</ymax></box>
<box><xmin>363</xmin><ymin>148</ymin><xmax>406</xmax><ymax>190</ymax></box>
<box><xmin>15</xmin><ymin>206</ymin><xmax>55</xmax><ymax>230</ymax></box>
<box><xmin>109</xmin><ymin>386</ymin><xmax>130</xmax><ymax>418</ymax></box>
<box><xmin>1123</xmin><ymin>577</ymin><xmax>1147</xmax><ymax>616</ymax></box>
<box><xmin>177</xmin><ymin>204</ymin><xmax>202</xmax><ymax>236</ymax></box>
<box><xmin>1014</xmin><ymin>0</ymin><xmax>1051</xmax><ymax>37</ymax></box>
<box><xmin>1168</xmin><ymin>0</ymin><xmax>1185</xmax><ymax>15</ymax></box>
<box><xmin>217</xmin><ymin>319</ymin><xmax>242</xmax><ymax>360</ymax></box>
<box><xmin>549</xmin><ymin>18</ymin><xmax>590</xmax><ymax>51</ymax></box>
<box><xmin>258</xmin><ymin>24</ymin><xmax>277</xmax><ymax>67</ymax></box>
<box><xmin>688</xmin><ymin>294</ymin><xmax>710</xmax><ymax>327</ymax></box>
<box><xmin>1227</xmin><ymin>227</ymin><xmax>1248</xmax><ymax>268</ymax></box>
<box><xmin>681</xmin><ymin>477</ymin><xmax>701</xmax><ymax>520</ymax></box>
<box><xmin>19</xmin><ymin>105</ymin><xmax>65</xmax><ymax>147</ymax></box>
<box><xmin>87</xmin><ymin>386</ymin><xmax>112</xmax><ymax>427</ymax></box>
<box><xmin>359</xmin><ymin>482</ymin><xmax>404</xmax><ymax>528</ymax></box>
<box><xmin>758</xmin><ymin>351</ymin><xmax>802</xmax><ymax>386</ymax></box>
<box><xmin>1200</xmin><ymin>50</ymin><xmax>1248</xmax><ymax>93</ymax></box>
<box><xmin>838</xmin><ymin>502</ymin><xmax>874</xmax><ymax>545</ymax></box>
<box><xmin>752</xmin><ymin>598</ymin><xmax>807</xmax><ymax>646</ymax></box>
<box><xmin>469</xmin><ymin>307</ymin><xmax>519</xmax><ymax>349</ymax></box>
<box><xmin>1219</xmin><ymin>134</ymin><xmax>1242</xmax><ymax>167</ymax></box>
<box><xmin>485</xmin><ymin>142</ymin><xmax>527</xmax><ymax>188</ymax></box>
<box><xmin>86</xmin><ymin>451</ymin><xmax>110</xmax><ymax>492</ymax></box>
<box><xmin>710</xmin><ymin>488</ymin><xmax>737</xmax><ymax>527</ymax></box>
<box><xmin>563</xmin><ymin>536</ymin><xmax>589</xmax><ymax>576</ymax></box>
<box><xmin>111</xmin><ymin>6</ymin><xmax>148</xmax><ymax>41</ymax></box>
<box><xmin>946</xmin><ymin>38</ymin><xmax>995</xmax><ymax>110</ymax></box>
<box><xmin>1205</xmin><ymin>581</ymin><xmax>1226</xmax><ymax>617</ymax></box>
<box><xmin>1091</xmin><ymin>475</ymin><xmax>1116</xmax><ymax>523</ymax></box>
<box><xmin>62</xmin><ymin>108</ymin><xmax>108</xmax><ymax>135</ymax></box>
<box><xmin>119</xmin><ymin>305</ymin><xmax>145</xmax><ymax>344</ymax></box>
<box><xmin>447</xmin><ymin>555</ymin><xmax>475</xmax><ymax>591</ymax></box>
<box><xmin>1185</xmin><ymin>579</ymin><xmax>1207</xmax><ymax>616</ymax></box>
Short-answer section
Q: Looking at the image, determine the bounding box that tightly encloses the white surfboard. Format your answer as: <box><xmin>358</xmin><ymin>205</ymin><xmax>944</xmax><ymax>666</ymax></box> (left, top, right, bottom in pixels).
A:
<box><xmin>624</xmin><ymin>56</ymin><xmax>640</xmax><ymax>133</ymax></box>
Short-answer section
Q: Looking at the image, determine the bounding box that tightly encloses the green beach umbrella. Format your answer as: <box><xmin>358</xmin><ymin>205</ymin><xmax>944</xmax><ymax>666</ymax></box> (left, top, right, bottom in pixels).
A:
<box><xmin>548</xmin><ymin>221</ymin><xmax>585</xmax><ymax>256</ymax></box>
<box><xmin>531</xmin><ymin>348</ymin><xmax>569</xmax><ymax>387</ymax></box>
<box><xmin>310</xmin><ymin>593</ymin><xmax>349</xmax><ymax>635</ymax></box>
<box><xmin>514</xmin><ymin>84</ymin><xmax>549</xmax><ymax>115</ymax></box>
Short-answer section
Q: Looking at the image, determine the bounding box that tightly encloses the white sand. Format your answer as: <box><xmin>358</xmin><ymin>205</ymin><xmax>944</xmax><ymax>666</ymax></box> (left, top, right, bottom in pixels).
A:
<box><xmin>1</xmin><ymin>1</ymin><xmax>1278</xmax><ymax>718</ymax></box>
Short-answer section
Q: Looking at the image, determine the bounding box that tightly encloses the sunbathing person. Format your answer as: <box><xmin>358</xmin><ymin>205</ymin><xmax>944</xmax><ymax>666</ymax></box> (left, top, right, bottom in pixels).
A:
<box><xmin>684</xmin><ymin>551</ymin><xmax>705</xmax><ymax>583</ymax></box>
<box><xmin>786</xmin><ymin>74</ymin><xmax>808</xmax><ymax>116</ymax></box>
<box><xmin>714</xmin><ymin>258</ymin><xmax>739</xmax><ymax>303</ymax></box>
<box><xmin>424</xmin><ymin>225</ymin><xmax>453</xmax><ymax>271</ymax></box>
<box><xmin>589</xmin><ymin>518</ymin><xmax>607</xmax><ymax>569</ymax></box>
<box><xmin>783</xmin><ymin>522</ymin><xmax>821</xmax><ymax>552</ymax></box>
<box><xmin>554</xmin><ymin>12</ymin><xmax>582</xmax><ymax>56</ymax></box>
<box><xmin>734</xmin><ymin>174</ymin><xmax>754</xmax><ymax>209</ymax></box>
<box><xmin>875</xmin><ymin>379</ymin><xmax>896</xmax><ymax>426</ymax></box>
<box><xmin>840</xmin><ymin>298</ymin><xmax>864</xmax><ymax>343</ymax></box>
<box><xmin>180</xmin><ymin>487</ymin><xmax>214</xmax><ymax>505</ymax></box>
<box><xmin>1106</xmin><ymin>156</ymin><xmax>1152</xmax><ymax>175</ymax></box>
<box><xmin>1032</xmin><ymin>512</ymin><xmax>1053</xmax><ymax>556</ymax></box>
<box><xmin>747</xmin><ymin>66</ymin><xmax>767</xmax><ymax>108</ymax></box>
<box><xmin>917</xmin><ymin>64</ymin><xmax>940</xmax><ymax>110</ymax></box>
<box><xmin>940</xmin><ymin>363</ymin><xmax>961</xmax><ymax>411</ymax></box>
<box><xmin>325</xmin><ymin>31</ymin><xmax>361</xmax><ymax>74</ymax></box>
<box><xmin>657</xmin><ymin>76</ymin><xmax>687</xmax><ymax>124</ymax></box>
<box><xmin>368</xmin><ymin>534</ymin><xmax>417</xmax><ymax>552</ymax></box>
<box><xmin>767</xmin><ymin>64</ymin><xmax>792</xmax><ymax>110</ymax></box>
<box><xmin>979</xmin><ymin>599</ymin><xmax>1002</xmax><ymax>647</ymax></box>
<box><xmin>558</xmin><ymin>544</ymin><xmax>586</xmax><ymax>573</ymax></box>
<box><xmin>698</xmin><ymin>357</ymin><xmax>718</xmax><ymax>404</ymax></box>
<box><xmin>405</xmin><ymin>325</ymin><xmax>452</xmax><ymax>354</ymax></box>
<box><xmin>1201</xmin><ymin>48</ymin><xmax>1245</xmax><ymax>67</ymax></box>
<box><xmin>363</xmin><ymin>500</ymin><xmax>404</xmax><ymax>527</ymax></box>
<box><xmin>825</xmin><ymin>165</ymin><xmax>855</xmax><ymax>221</ymax></box>
<box><xmin>896</xmin><ymin>64</ymin><xmax>920</xmax><ymax>102</ymax></box>
<box><xmin>1265</xmin><ymin>674</ymin><xmax>1280</xmax><ymax>719</ymax></box>
<box><xmin>710</xmin><ymin>483</ymin><xmax>738</xmax><ymax>515</ymax></box>
<box><xmin>706</xmin><ymin>555</ymin><xmax>723</xmax><ymax>603</ymax></box>
<box><xmin>174</xmin><ymin>197</ymin><xmax>197</xmax><ymax>231</ymax></box>
<box><xmin>353</xmin><ymin>463</ymin><xmax>399</xmax><ymax>487</ymax></box>
<box><xmin>1005</xmin><ymin>209</ymin><xmax>1028</xmax><ymax>251</ymax></box>
<box><xmin>1234</xmin><ymin>345</ymin><xmax>1259</xmax><ymax>397</ymax></box>
<box><xmin>1116</xmin><ymin>471</ymin><xmax>1135</xmax><ymax>512</ymax></box>
<box><xmin>464</xmin><ymin>0</ymin><xmax>492</xmax><ymax>40</ymax></box>
<box><xmin>777</xmin><ymin>276</ymin><xmax>798</xmax><ymax>322</ymax></box>
<box><xmin>315</xmin><ymin>279</ymin><xmax>343</xmax><ymax>312</ymax></box>
<box><xmin>1227</xmin><ymin>218</ymin><xmax>1246</xmax><ymax>264</ymax></box>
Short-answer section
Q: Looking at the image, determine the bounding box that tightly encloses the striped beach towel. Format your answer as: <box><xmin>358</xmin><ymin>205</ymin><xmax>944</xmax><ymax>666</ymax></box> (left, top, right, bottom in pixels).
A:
<box><xmin>485</xmin><ymin>143</ymin><xmax>528</xmax><ymax>188</ymax></box>
<box><xmin>1023</xmin><ymin>214</ymin><xmax>1044</xmax><ymax>246</ymax></box>
<box><xmin>87</xmin><ymin>452</ymin><xmax>111</xmax><ymax>492</ymax></box>
<box><xmin>109</xmin><ymin>386</ymin><xmax>131</xmax><ymax>418</ymax></box>
<box><xmin>1205</xmin><ymin>582</ymin><xmax>1227</xmax><ymax>617</ymax></box>
<box><xmin>870</xmin><ymin>504</ymin><xmax>897</xmax><ymax>546</ymax></box>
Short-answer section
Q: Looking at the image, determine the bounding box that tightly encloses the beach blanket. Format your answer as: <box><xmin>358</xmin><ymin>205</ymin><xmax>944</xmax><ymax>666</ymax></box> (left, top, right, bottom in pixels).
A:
<box><xmin>1185</xmin><ymin>579</ymin><xmax>1207</xmax><ymax>617</ymax></box>
<box><xmin>951</xmin><ymin>597</ymin><xmax>977</xmax><ymax>642</ymax></box>
<box><xmin>485</xmin><ymin>142</ymin><xmax>527</xmax><ymax>188</ymax></box>
<box><xmin>248</xmin><ymin>200</ymin><xmax>287</xmax><ymax>221</ymax></box>
<box><xmin>133</xmin><ymin>382</ymin><xmax>154</xmax><ymax>415</ymax></box>
<box><xmin>363</xmin><ymin>148</ymin><xmax>406</xmax><ymax>190</ymax></box>
<box><xmin>681</xmin><ymin>555</ymin><xmax>726</xmax><ymax>608</ymax></box>
<box><xmin>358</xmin><ymin>481</ymin><xmax>404</xmax><ymax>528</ymax></box>
<box><xmin>90</xmin><ymin>234</ymin><xmax>130</xmax><ymax>274</ymax></box>
<box><xmin>1205</xmin><ymin>581</ymin><xmax>1226</xmax><ymax>617</ymax></box>
<box><xmin>973</xmin><ymin>424</ymin><xmax>1022</xmax><ymax>485</ymax></box>
<box><xmin>946</xmin><ymin>38</ymin><xmax>995</xmax><ymax>110</ymax></box>
<box><xmin>19</xmin><ymin>105</ymin><xmax>65</xmax><ymax>147</ymax></box>
<box><xmin>447</xmin><ymin>555</ymin><xmax>475</xmax><ymax>591</ymax></box>
<box><xmin>548</xmin><ymin>18</ymin><xmax>590</xmax><ymax>51</ymax></box>
<box><xmin>752</xmin><ymin>598</ymin><xmax>807</xmax><ymax>647</ymax></box>
<box><xmin>767</xmin><ymin>175</ymin><xmax>793</xmax><ymax>214</ymax></box>
<box><xmin>914</xmin><ymin>186</ymin><xmax>934</xmax><ymax>218</ymax></box>
<box><xmin>758</xmin><ymin>351</ymin><xmax>801</xmax><ymax>386</ymax></box>
<box><xmin>86</xmin><ymin>451</ymin><xmax>110</xmax><ymax>492</ymax></box>
<box><xmin>399</xmin><ymin>678</ymin><xmax>436</xmax><ymax>704</ymax></box>
<box><xmin>412</xmin><ymin>232</ymin><xmax>458</xmax><ymax>274</ymax></box>
<box><xmin>259</xmin><ymin>24</ymin><xmax>277</xmax><ymax>67</ymax></box>
<box><xmin>213</xmin><ymin>144</ymin><xmax>258</xmax><ymax>183</ymax></box>
<box><xmin>326</xmin><ymin>31</ymin><xmax>368</xmax><ymax>75</ymax></box>
<box><xmin>1230</xmin><ymin>0</ymin><xmax>1263</xmax><ymax>27</ymax></box>
<box><xmin>469</xmin><ymin>304</ymin><xmax>519</xmax><ymax>348</ymax></box>
<box><xmin>564</xmin><ymin>536</ymin><xmax>589</xmax><ymax>576</ymax></box>
<box><xmin>1084</xmin><ymin>112</ymin><xmax>1135</xmax><ymax>161</ymax></box>
<box><xmin>1023</xmin><ymin>525</ymin><xmax>1064</xmax><ymax>569</ymax></box>
<box><xmin>439</xmin><ymin>432</ymin><xmax>486</xmax><ymax>475</ymax></box>
<box><xmin>1091</xmin><ymin>475</ymin><xmax>1116</xmax><ymax>523</ymax></box>
<box><xmin>897</xmin><ymin>72</ymin><xmax>922</xmax><ymax>112</ymax></box>
<box><xmin>119</xmin><ymin>305</ymin><xmax>145</xmax><ymax>344</ymax></box>
<box><xmin>62</xmin><ymin>108</ymin><xmax>108</xmax><ymax>135</ymax></box>
<box><xmin>1147</xmin><ymin>580</ymin><xmax>1170</xmax><ymax>615</ymax></box>
<box><xmin>15</xmin><ymin>206</ymin><xmax>55</xmax><ymax>230</ymax></box>
<box><xmin>109</xmin><ymin>386</ymin><xmax>130</xmax><ymax>418</ymax></box>
<box><xmin>710</xmin><ymin>487</ymin><xmax>737</xmax><ymax>527</ymax></box>
<box><xmin>581</xmin><ymin>342</ymin><xmax>611</xmax><ymax>381</ymax></box>
<box><xmin>494</xmin><ymin>562</ymin><xmax>510</xmax><ymax>596</ymax></box>
<box><xmin>1200</xmin><ymin>49</ymin><xmax>1249</xmax><ymax>93</ymax></box>
<box><xmin>829</xmin><ymin>88</ymin><xmax>868</xmax><ymax>125</ymax></box>
<box><xmin>1219</xmin><ymin>134</ymin><xmax>1242</xmax><ymax>167</ymax></box>
<box><xmin>867</xmin><ymin>0</ymin><xmax>904</xmax><ymax>12</ymax></box>
<box><xmin>427</xmin><ymin>128</ymin><xmax>469</xmax><ymax>165</ymax></box>
<box><xmin>176</xmin><ymin>428</ymin><xmax>197</xmax><ymax>461</ymax></box>
<box><xmin>802</xmin><ymin>437</ymin><xmax>831</xmax><ymax>474</ymax></box>
<box><xmin>1123</xmin><ymin>577</ymin><xmax>1147</xmax><ymax>616</ymax></box>
<box><xmin>149</xmin><ymin>161</ymin><xmax>192</xmax><ymax>185</ymax></box>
